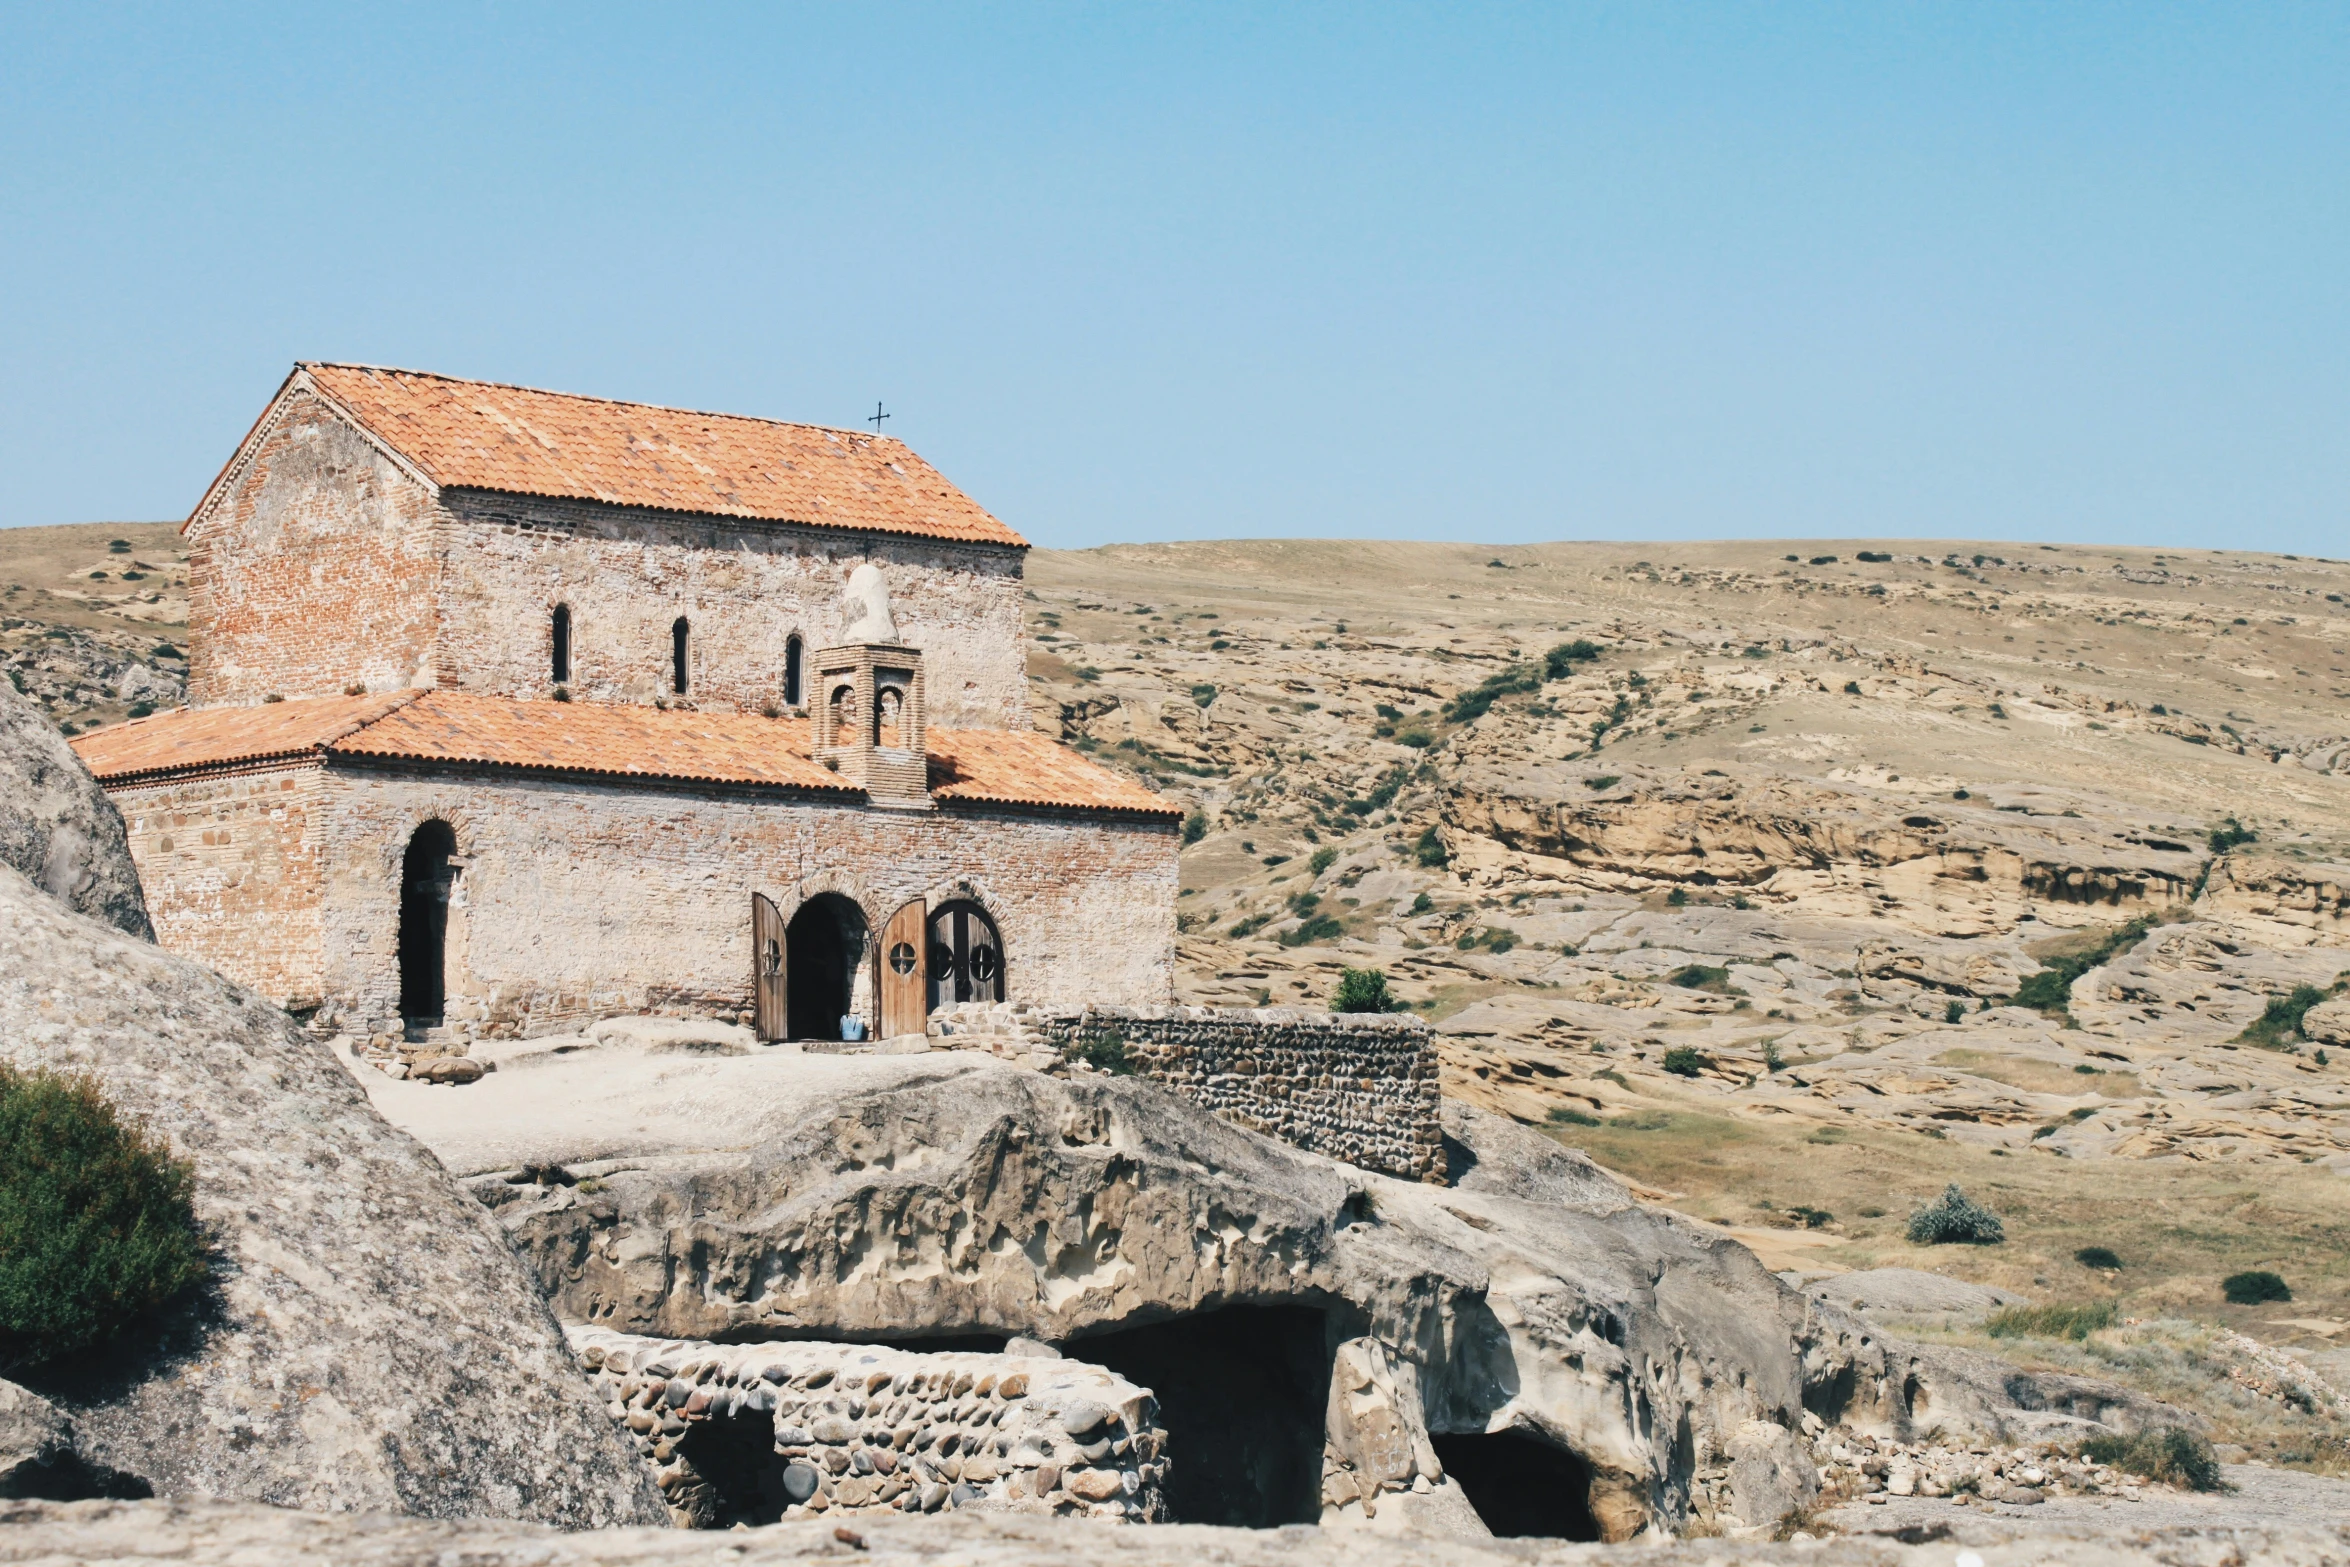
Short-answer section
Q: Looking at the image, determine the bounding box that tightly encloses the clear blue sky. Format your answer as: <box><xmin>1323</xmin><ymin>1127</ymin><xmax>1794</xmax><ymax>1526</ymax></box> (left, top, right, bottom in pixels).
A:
<box><xmin>2</xmin><ymin>4</ymin><xmax>2343</xmax><ymax>552</ymax></box>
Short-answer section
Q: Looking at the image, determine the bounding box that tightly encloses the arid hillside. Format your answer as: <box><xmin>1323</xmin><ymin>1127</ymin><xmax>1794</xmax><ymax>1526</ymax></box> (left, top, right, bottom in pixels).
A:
<box><xmin>1022</xmin><ymin>537</ymin><xmax>2350</xmax><ymax>1398</ymax></box>
<box><xmin>12</xmin><ymin>521</ymin><xmax>2350</xmax><ymax>1454</ymax></box>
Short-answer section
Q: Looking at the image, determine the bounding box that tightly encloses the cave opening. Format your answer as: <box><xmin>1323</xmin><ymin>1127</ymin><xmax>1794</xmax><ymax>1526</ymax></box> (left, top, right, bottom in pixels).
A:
<box><xmin>673</xmin><ymin>1402</ymin><xmax>791</xmax><ymax>1527</ymax></box>
<box><xmin>1066</xmin><ymin>1304</ymin><xmax>1329</xmax><ymax>1528</ymax></box>
<box><xmin>1428</xmin><ymin>1430</ymin><xmax>1599</xmax><ymax>1540</ymax></box>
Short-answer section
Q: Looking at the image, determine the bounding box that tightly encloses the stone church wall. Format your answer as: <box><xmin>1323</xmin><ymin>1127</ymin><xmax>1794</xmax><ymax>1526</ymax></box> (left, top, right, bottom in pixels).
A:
<box><xmin>106</xmin><ymin>763</ymin><xmax>330</xmax><ymax>1008</ymax></box>
<box><xmin>435</xmin><ymin>493</ymin><xmax>1030</xmax><ymax>730</ymax></box>
<box><xmin>314</xmin><ymin>767</ymin><xmax>1177</xmax><ymax>1035</ymax></box>
<box><xmin>186</xmin><ymin>389</ymin><xmax>446</xmax><ymax>707</ymax></box>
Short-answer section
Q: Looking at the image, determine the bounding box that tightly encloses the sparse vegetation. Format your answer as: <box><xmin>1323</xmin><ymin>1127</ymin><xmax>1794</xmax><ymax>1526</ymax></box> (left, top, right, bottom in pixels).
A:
<box><xmin>1331</xmin><ymin>967</ymin><xmax>1399</xmax><ymax>1013</ymax></box>
<box><xmin>0</xmin><ymin>1065</ymin><xmax>206</xmax><ymax>1368</ymax></box>
<box><xmin>2222</xmin><ymin>1270</ymin><xmax>2290</xmax><ymax>1305</ymax></box>
<box><xmin>1308</xmin><ymin>846</ymin><xmax>1338</xmax><ymax>875</ymax></box>
<box><xmin>2208</xmin><ymin>817</ymin><xmax>2258</xmax><ymax>853</ymax></box>
<box><xmin>1583</xmin><ymin>774</ymin><xmax>1621</xmax><ymax>791</ymax></box>
<box><xmin>2237</xmin><ymin>984</ymin><xmax>2331</xmax><ymax>1050</ymax></box>
<box><xmin>1413</xmin><ymin>827</ymin><xmax>1448</xmax><ymax>867</ymax></box>
<box><xmin>2011</xmin><ymin>917</ymin><xmax>2154</xmax><ymax>1017</ymax></box>
<box><xmin>1906</xmin><ymin>1183</ymin><xmax>2004</xmax><ymax>1245</ymax></box>
<box><xmin>1666</xmin><ymin>964</ymin><xmax>1734</xmax><ymax>992</ymax></box>
<box><xmin>1661</xmin><ymin>1046</ymin><xmax>1707</xmax><ymax>1077</ymax></box>
<box><xmin>1066</xmin><ymin>1034</ymin><xmax>1134</xmax><ymax>1075</ymax></box>
<box><xmin>1987</xmin><ymin>1300</ymin><xmax>2117</xmax><ymax>1341</ymax></box>
<box><xmin>2077</xmin><ymin>1429</ymin><xmax>2224</xmax><ymax>1492</ymax></box>
<box><xmin>1182</xmin><ymin>810</ymin><xmax>1208</xmax><ymax>845</ymax></box>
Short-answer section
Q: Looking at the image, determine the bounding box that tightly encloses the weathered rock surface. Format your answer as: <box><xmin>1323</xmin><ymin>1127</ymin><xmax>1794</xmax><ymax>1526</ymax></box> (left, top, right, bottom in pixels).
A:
<box><xmin>0</xmin><ymin>677</ymin><xmax>149</xmax><ymax>938</ymax></box>
<box><xmin>11</xmin><ymin>1497</ymin><xmax>2350</xmax><ymax>1565</ymax></box>
<box><xmin>376</xmin><ymin>1033</ymin><xmax>2171</xmax><ymax>1538</ymax></box>
<box><xmin>0</xmin><ymin>696</ymin><xmax>664</xmax><ymax>1523</ymax></box>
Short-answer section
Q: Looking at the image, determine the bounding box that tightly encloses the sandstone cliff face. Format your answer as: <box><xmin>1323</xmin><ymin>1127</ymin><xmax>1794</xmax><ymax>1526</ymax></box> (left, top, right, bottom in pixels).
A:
<box><xmin>0</xmin><ymin>686</ymin><xmax>665</xmax><ymax>1525</ymax></box>
<box><xmin>390</xmin><ymin>1037</ymin><xmax>2153</xmax><ymax>1538</ymax></box>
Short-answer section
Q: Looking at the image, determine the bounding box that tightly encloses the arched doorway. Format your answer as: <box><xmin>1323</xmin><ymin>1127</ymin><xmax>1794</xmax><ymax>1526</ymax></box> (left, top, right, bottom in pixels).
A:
<box><xmin>785</xmin><ymin>893</ymin><xmax>867</xmax><ymax>1041</ymax></box>
<box><xmin>398</xmin><ymin>821</ymin><xmax>459</xmax><ymax>1023</ymax></box>
<box><xmin>927</xmin><ymin>900</ymin><xmax>1004</xmax><ymax>1010</ymax></box>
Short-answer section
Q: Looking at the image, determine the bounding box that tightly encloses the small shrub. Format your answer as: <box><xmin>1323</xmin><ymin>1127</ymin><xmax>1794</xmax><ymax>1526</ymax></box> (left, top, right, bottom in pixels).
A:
<box><xmin>1397</xmin><ymin>729</ymin><xmax>1434</xmax><ymax>748</ymax></box>
<box><xmin>2208</xmin><ymin>817</ymin><xmax>2258</xmax><ymax>853</ymax></box>
<box><xmin>1309</xmin><ymin>846</ymin><xmax>1338</xmax><ymax>875</ymax></box>
<box><xmin>1761</xmin><ymin>1038</ymin><xmax>1784</xmax><ymax>1072</ymax></box>
<box><xmin>0</xmin><ymin>1066</ymin><xmax>206</xmax><ymax>1367</ymax></box>
<box><xmin>2237</xmin><ymin>985</ymin><xmax>2329</xmax><ymax>1050</ymax></box>
<box><xmin>1409</xmin><ymin>892</ymin><xmax>1433</xmax><ymax>914</ymax></box>
<box><xmin>107</xmin><ymin>538</ymin><xmax>132</xmax><ymax>553</ymax></box>
<box><xmin>1661</xmin><ymin>1046</ymin><xmax>1707</xmax><ymax>1078</ymax></box>
<box><xmin>2078</xmin><ymin>1429</ymin><xmax>2224</xmax><ymax>1492</ymax></box>
<box><xmin>1331</xmin><ymin>967</ymin><xmax>1398</xmax><ymax>1014</ymax></box>
<box><xmin>1906</xmin><ymin>1184</ymin><xmax>2004</xmax><ymax>1245</ymax></box>
<box><xmin>1543</xmin><ymin>639</ymin><xmax>1603</xmax><ymax>678</ymax></box>
<box><xmin>1546</xmin><ymin>1106</ymin><xmax>1600</xmax><ymax>1127</ymax></box>
<box><xmin>1072</xmin><ymin>666</ymin><xmax>1101</xmax><ymax>683</ymax></box>
<box><xmin>1665</xmin><ymin>887</ymin><xmax>1689</xmax><ymax>907</ymax></box>
<box><xmin>1583</xmin><ymin>775</ymin><xmax>1621</xmax><ymax>791</ymax></box>
<box><xmin>126</xmin><ymin>702</ymin><xmax>153</xmax><ymax>719</ymax></box>
<box><xmin>1067</xmin><ymin>1035</ymin><xmax>1133</xmax><ymax>1075</ymax></box>
<box><xmin>1228</xmin><ymin>913</ymin><xmax>1271</xmax><ymax>938</ymax></box>
<box><xmin>1413</xmin><ymin>827</ymin><xmax>1448</xmax><ymax>868</ymax></box>
<box><xmin>2076</xmin><ymin>1246</ymin><xmax>2123</xmax><ymax>1270</ymax></box>
<box><xmin>1944</xmin><ymin>999</ymin><xmax>1966</xmax><ymax>1024</ymax></box>
<box><xmin>2223</xmin><ymin>1270</ymin><xmax>2291</xmax><ymax>1305</ymax></box>
<box><xmin>1262</xmin><ymin>854</ymin><xmax>1289</xmax><ymax>867</ymax></box>
<box><xmin>1789</xmin><ymin>1206</ymin><xmax>1834</xmax><ymax>1229</ymax></box>
<box><xmin>1190</xmin><ymin>683</ymin><xmax>1217</xmax><ymax>707</ymax></box>
<box><xmin>1182</xmin><ymin>811</ymin><xmax>1208</xmax><ymax>845</ymax></box>
<box><xmin>1843</xmin><ymin>680</ymin><xmax>1862</xmax><ymax>694</ymax></box>
<box><xmin>1278</xmin><ymin>915</ymin><xmax>1344</xmax><ymax>947</ymax></box>
<box><xmin>1987</xmin><ymin>1301</ymin><xmax>2117</xmax><ymax>1341</ymax></box>
<box><xmin>1666</xmin><ymin>964</ymin><xmax>1732</xmax><ymax>992</ymax></box>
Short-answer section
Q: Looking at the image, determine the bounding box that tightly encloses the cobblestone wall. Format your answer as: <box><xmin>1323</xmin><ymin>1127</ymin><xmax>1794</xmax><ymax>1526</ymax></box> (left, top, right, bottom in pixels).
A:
<box><xmin>934</xmin><ymin>1003</ymin><xmax>1441</xmax><ymax>1183</ymax></box>
<box><xmin>571</xmin><ymin>1328</ymin><xmax>1165</xmax><ymax>1528</ymax></box>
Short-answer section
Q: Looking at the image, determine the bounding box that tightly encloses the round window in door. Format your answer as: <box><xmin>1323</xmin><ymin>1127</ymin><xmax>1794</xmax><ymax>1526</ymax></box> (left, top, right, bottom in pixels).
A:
<box><xmin>927</xmin><ymin>900</ymin><xmax>1005</xmax><ymax>1008</ymax></box>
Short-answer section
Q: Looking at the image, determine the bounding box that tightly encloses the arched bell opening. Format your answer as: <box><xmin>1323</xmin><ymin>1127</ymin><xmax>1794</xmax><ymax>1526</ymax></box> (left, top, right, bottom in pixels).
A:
<box><xmin>785</xmin><ymin>893</ymin><xmax>867</xmax><ymax>1042</ymax></box>
<box><xmin>397</xmin><ymin>820</ymin><xmax>459</xmax><ymax>1024</ymax></box>
<box><xmin>926</xmin><ymin>899</ymin><xmax>1004</xmax><ymax>1010</ymax></box>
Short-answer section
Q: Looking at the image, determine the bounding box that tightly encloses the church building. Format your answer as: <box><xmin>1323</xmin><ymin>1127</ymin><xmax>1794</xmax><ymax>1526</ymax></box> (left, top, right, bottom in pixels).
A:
<box><xmin>72</xmin><ymin>364</ymin><xmax>1179</xmax><ymax>1043</ymax></box>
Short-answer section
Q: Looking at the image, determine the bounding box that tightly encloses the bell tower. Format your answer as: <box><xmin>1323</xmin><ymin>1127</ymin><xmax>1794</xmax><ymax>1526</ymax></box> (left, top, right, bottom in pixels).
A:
<box><xmin>813</xmin><ymin>565</ymin><xmax>930</xmax><ymax>807</ymax></box>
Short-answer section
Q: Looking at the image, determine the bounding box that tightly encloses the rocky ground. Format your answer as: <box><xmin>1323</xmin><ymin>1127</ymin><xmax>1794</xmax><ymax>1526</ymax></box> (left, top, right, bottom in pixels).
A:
<box><xmin>0</xmin><ymin>522</ymin><xmax>190</xmax><ymax>736</ymax></box>
<box><xmin>1017</xmin><ymin>538</ymin><xmax>2350</xmax><ymax>1436</ymax></box>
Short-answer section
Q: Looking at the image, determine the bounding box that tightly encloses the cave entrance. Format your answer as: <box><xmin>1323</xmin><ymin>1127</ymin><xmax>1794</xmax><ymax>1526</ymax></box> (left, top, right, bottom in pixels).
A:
<box><xmin>1428</xmin><ymin>1430</ymin><xmax>1599</xmax><ymax>1540</ymax></box>
<box><xmin>1066</xmin><ymin>1304</ymin><xmax>1328</xmax><ymax>1528</ymax></box>
<box><xmin>672</xmin><ymin>1402</ymin><xmax>790</xmax><ymax>1527</ymax></box>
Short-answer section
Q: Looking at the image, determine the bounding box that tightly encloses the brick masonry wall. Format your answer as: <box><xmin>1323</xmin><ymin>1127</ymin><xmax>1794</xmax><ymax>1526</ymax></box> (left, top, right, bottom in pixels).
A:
<box><xmin>1038</xmin><ymin>1006</ymin><xmax>1441</xmax><ymax>1183</ymax></box>
<box><xmin>435</xmin><ymin>493</ymin><xmax>1030</xmax><ymax>730</ymax></box>
<box><xmin>187</xmin><ymin>390</ymin><xmax>445</xmax><ymax>707</ymax></box>
<box><xmin>312</xmin><ymin>766</ymin><xmax>1176</xmax><ymax>1035</ymax></box>
<box><xmin>106</xmin><ymin>763</ymin><xmax>330</xmax><ymax>1007</ymax></box>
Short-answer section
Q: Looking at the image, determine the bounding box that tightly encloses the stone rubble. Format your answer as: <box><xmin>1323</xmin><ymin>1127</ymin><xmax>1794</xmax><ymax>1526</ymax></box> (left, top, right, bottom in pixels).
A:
<box><xmin>570</xmin><ymin>1329</ymin><xmax>1166</xmax><ymax>1529</ymax></box>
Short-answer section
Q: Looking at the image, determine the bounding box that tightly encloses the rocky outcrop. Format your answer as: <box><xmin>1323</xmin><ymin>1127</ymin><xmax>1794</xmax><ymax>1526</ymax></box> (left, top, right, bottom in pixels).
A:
<box><xmin>379</xmin><ymin>1033</ymin><xmax>2156</xmax><ymax>1540</ymax></box>
<box><xmin>0</xmin><ymin>687</ymin><xmax>664</xmax><ymax>1523</ymax></box>
<box><xmin>11</xmin><ymin>1497</ymin><xmax>2350</xmax><ymax>1565</ymax></box>
<box><xmin>0</xmin><ymin>678</ymin><xmax>149</xmax><ymax>938</ymax></box>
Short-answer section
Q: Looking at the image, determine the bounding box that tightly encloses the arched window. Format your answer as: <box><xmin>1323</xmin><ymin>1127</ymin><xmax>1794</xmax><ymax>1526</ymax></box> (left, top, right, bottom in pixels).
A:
<box><xmin>783</xmin><ymin>634</ymin><xmax>803</xmax><ymax>707</ymax></box>
<box><xmin>927</xmin><ymin>899</ymin><xmax>1004</xmax><ymax>1008</ymax></box>
<box><xmin>550</xmin><ymin>605</ymin><xmax>571</xmax><ymax>685</ymax></box>
<box><xmin>671</xmin><ymin>617</ymin><xmax>690</xmax><ymax>695</ymax></box>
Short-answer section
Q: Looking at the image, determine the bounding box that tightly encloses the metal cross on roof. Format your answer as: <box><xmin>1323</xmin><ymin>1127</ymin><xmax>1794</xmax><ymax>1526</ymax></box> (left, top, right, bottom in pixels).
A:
<box><xmin>868</xmin><ymin>401</ymin><xmax>890</xmax><ymax>432</ymax></box>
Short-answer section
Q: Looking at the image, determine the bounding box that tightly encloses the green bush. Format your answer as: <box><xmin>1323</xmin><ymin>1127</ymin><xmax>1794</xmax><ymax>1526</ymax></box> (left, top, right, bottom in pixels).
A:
<box><xmin>1190</xmin><ymin>683</ymin><xmax>1217</xmax><ymax>708</ymax></box>
<box><xmin>2223</xmin><ymin>1270</ymin><xmax>2290</xmax><ymax>1305</ymax></box>
<box><xmin>2078</xmin><ymin>1429</ymin><xmax>2224</xmax><ymax>1492</ymax></box>
<box><xmin>1543</xmin><ymin>640</ymin><xmax>1603</xmax><ymax>678</ymax></box>
<box><xmin>1331</xmin><ymin>968</ymin><xmax>1399</xmax><ymax>1014</ymax></box>
<box><xmin>1409</xmin><ymin>892</ymin><xmax>1433</xmax><ymax>914</ymax></box>
<box><xmin>1906</xmin><ymin>1184</ymin><xmax>2004</xmax><ymax>1245</ymax></box>
<box><xmin>2010</xmin><ymin>918</ymin><xmax>2154</xmax><ymax>1017</ymax></box>
<box><xmin>1661</xmin><ymin>1046</ymin><xmax>1707</xmax><ymax>1078</ymax></box>
<box><xmin>1944</xmin><ymin>999</ymin><xmax>1966</xmax><ymax>1024</ymax></box>
<box><xmin>2208</xmin><ymin>817</ymin><xmax>2257</xmax><ymax>853</ymax></box>
<box><xmin>1308</xmin><ymin>846</ymin><xmax>1338</xmax><ymax>875</ymax></box>
<box><xmin>1413</xmin><ymin>827</ymin><xmax>1448</xmax><ymax>868</ymax></box>
<box><xmin>1181</xmin><ymin>811</ymin><xmax>1208</xmax><ymax>845</ymax></box>
<box><xmin>1666</xmin><ymin>964</ymin><xmax>1732</xmax><ymax>992</ymax></box>
<box><xmin>1987</xmin><ymin>1301</ymin><xmax>2117</xmax><ymax>1341</ymax></box>
<box><xmin>2076</xmin><ymin>1246</ymin><xmax>2123</xmax><ymax>1270</ymax></box>
<box><xmin>0</xmin><ymin>1065</ymin><xmax>205</xmax><ymax>1367</ymax></box>
<box><xmin>2237</xmin><ymin>985</ymin><xmax>2330</xmax><ymax>1050</ymax></box>
<box><xmin>1583</xmin><ymin>775</ymin><xmax>1621</xmax><ymax>791</ymax></box>
<box><xmin>1278</xmin><ymin>915</ymin><xmax>1344</xmax><ymax>947</ymax></box>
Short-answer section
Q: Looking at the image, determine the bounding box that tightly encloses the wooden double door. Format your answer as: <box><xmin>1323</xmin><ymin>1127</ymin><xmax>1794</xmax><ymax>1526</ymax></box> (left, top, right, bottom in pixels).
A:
<box><xmin>752</xmin><ymin>893</ymin><xmax>930</xmax><ymax>1043</ymax></box>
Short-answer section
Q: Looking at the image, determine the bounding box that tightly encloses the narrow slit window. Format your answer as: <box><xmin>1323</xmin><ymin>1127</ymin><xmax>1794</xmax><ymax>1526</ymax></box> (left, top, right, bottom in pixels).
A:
<box><xmin>550</xmin><ymin>605</ymin><xmax>571</xmax><ymax>684</ymax></box>
<box><xmin>784</xmin><ymin>634</ymin><xmax>803</xmax><ymax>707</ymax></box>
<box><xmin>672</xmin><ymin>617</ymin><xmax>690</xmax><ymax>694</ymax></box>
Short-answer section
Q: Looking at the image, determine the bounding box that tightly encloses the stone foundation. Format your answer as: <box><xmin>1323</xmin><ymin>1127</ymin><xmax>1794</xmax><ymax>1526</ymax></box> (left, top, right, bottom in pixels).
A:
<box><xmin>929</xmin><ymin>1003</ymin><xmax>1442</xmax><ymax>1183</ymax></box>
<box><xmin>570</xmin><ymin>1329</ymin><xmax>1167</xmax><ymax>1529</ymax></box>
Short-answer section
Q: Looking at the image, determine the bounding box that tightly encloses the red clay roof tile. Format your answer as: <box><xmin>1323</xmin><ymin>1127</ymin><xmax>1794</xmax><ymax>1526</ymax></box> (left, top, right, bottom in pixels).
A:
<box><xmin>72</xmin><ymin>692</ymin><xmax>1176</xmax><ymax>821</ymax></box>
<box><xmin>222</xmin><ymin>364</ymin><xmax>1026</xmax><ymax>549</ymax></box>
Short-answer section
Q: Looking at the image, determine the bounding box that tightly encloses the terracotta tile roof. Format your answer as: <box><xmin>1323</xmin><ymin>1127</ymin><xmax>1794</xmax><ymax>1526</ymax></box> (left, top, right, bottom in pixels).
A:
<box><xmin>927</xmin><ymin>727</ymin><xmax>1182</xmax><ymax>820</ymax></box>
<box><xmin>70</xmin><ymin>692</ymin><xmax>420</xmax><ymax>783</ymax></box>
<box><xmin>73</xmin><ymin>693</ymin><xmax>1175</xmax><ymax>820</ymax></box>
<box><xmin>208</xmin><ymin>364</ymin><xmax>1026</xmax><ymax>549</ymax></box>
<box><xmin>326</xmin><ymin>691</ymin><xmax>854</xmax><ymax>793</ymax></box>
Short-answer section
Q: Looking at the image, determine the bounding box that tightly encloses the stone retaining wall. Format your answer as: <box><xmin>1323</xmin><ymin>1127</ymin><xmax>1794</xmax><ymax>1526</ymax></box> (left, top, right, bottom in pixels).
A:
<box><xmin>931</xmin><ymin>1003</ymin><xmax>1442</xmax><ymax>1183</ymax></box>
<box><xmin>570</xmin><ymin>1328</ymin><xmax>1166</xmax><ymax>1529</ymax></box>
